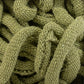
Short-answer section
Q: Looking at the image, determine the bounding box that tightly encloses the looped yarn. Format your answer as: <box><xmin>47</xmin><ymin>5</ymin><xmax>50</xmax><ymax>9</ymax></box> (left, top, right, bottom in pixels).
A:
<box><xmin>53</xmin><ymin>0</ymin><xmax>74</xmax><ymax>26</ymax></box>
<box><xmin>0</xmin><ymin>0</ymin><xmax>84</xmax><ymax>84</ymax></box>
<box><xmin>0</xmin><ymin>26</ymin><xmax>41</xmax><ymax>84</ymax></box>
<box><xmin>13</xmin><ymin>0</ymin><xmax>37</xmax><ymax>22</ymax></box>
<box><xmin>2</xmin><ymin>13</ymin><xmax>23</xmax><ymax>34</ymax></box>
<box><xmin>33</xmin><ymin>0</ymin><xmax>53</xmax><ymax>12</ymax></box>
<box><xmin>35</xmin><ymin>22</ymin><xmax>64</xmax><ymax>73</ymax></box>
<box><xmin>33</xmin><ymin>13</ymin><xmax>55</xmax><ymax>26</ymax></box>
<box><xmin>71</xmin><ymin>0</ymin><xmax>84</xmax><ymax>17</ymax></box>
<box><xmin>45</xmin><ymin>16</ymin><xmax>84</xmax><ymax>84</ymax></box>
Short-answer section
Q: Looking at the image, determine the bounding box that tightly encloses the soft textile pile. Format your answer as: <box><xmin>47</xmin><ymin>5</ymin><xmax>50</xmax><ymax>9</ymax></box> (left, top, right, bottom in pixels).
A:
<box><xmin>0</xmin><ymin>0</ymin><xmax>84</xmax><ymax>84</ymax></box>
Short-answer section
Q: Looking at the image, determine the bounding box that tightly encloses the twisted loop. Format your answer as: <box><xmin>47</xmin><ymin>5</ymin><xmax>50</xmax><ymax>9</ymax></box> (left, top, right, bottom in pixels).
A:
<box><xmin>13</xmin><ymin>0</ymin><xmax>37</xmax><ymax>22</ymax></box>
<box><xmin>33</xmin><ymin>0</ymin><xmax>53</xmax><ymax>12</ymax></box>
<box><xmin>35</xmin><ymin>22</ymin><xmax>64</xmax><ymax>73</ymax></box>
<box><xmin>45</xmin><ymin>16</ymin><xmax>84</xmax><ymax>84</ymax></box>
<box><xmin>0</xmin><ymin>26</ymin><xmax>41</xmax><ymax>84</ymax></box>
<box><xmin>0</xmin><ymin>0</ymin><xmax>84</xmax><ymax>84</ymax></box>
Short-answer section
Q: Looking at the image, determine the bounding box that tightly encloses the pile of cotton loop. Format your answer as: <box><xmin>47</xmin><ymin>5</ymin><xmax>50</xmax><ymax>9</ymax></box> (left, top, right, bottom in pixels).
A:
<box><xmin>0</xmin><ymin>0</ymin><xmax>84</xmax><ymax>84</ymax></box>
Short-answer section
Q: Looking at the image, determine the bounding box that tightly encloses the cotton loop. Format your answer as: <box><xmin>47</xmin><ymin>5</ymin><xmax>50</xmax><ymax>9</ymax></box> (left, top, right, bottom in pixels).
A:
<box><xmin>60</xmin><ymin>46</ymin><xmax>80</xmax><ymax>83</ymax></box>
<box><xmin>33</xmin><ymin>0</ymin><xmax>53</xmax><ymax>12</ymax></box>
<box><xmin>45</xmin><ymin>16</ymin><xmax>84</xmax><ymax>84</ymax></box>
<box><xmin>0</xmin><ymin>0</ymin><xmax>84</xmax><ymax>84</ymax></box>
<box><xmin>33</xmin><ymin>13</ymin><xmax>55</xmax><ymax>26</ymax></box>
<box><xmin>2</xmin><ymin>13</ymin><xmax>23</xmax><ymax>34</ymax></box>
<box><xmin>53</xmin><ymin>0</ymin><xmax>74</xmax><ymax>27</ymax></box>
<box><xmin>0</xmin><ymin>27</ymin><xmax>13</xmax><ymax>41</ymax></box>
<box><xmin>35</xmin><ymin>22</ymin><xmax>64</xmax><ymax>73</ymax></box>
<box><xmin>13</xmin><ymin>0</ymin><xmax>37</xmax><ymax>22</ymax></box>
<box><xmin>0</xmin><ymin>38</ymin><xmax>8</xmax><ymax>55</ymax></box>
<box><xmin>14</xmin><ymin>60</ymin><xmax>35</xmax><ymax>76</ymax></box>
<box><xmin>0</xmin><ymin>27</ymin><xmax>41</xmax><ymax>84</ymax></box>
<box><xmin>65</xmin><ymin>0</ymin><xmax>75</xmax><ymax>17</ymax></box>
<box><xmin>71</xmin><ymin>0</ymin><xmax>84</xmax><ymax>17</ymax></box>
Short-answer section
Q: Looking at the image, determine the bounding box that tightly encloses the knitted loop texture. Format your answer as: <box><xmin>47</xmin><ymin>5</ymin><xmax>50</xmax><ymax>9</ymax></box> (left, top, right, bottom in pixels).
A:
<box><xmin>0</xmin><ymin>0</ymin><xmax>84</xmax><ymax>84</ymax></box>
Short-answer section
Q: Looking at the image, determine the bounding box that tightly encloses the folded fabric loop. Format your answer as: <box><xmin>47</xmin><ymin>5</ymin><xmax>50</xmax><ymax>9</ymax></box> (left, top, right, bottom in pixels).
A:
<box><xmin>0</xmin><ymin>0</ymin><xmax>84</xmax><ymax>84</ymax></box>
<box><xmin>65</xmin><ymin>0</ymin><xmax>75</xmax><ymax>17</ymax></box>
<box><xmin>61</xmin><ymin>46</ymin><xmax>80</xmax><ymax>83</ymax></box>
<box><xmin>2</xmin><ymin>13</ymin><xmax>23</xmax><ymax>34</ymax></box>
<box><xmin>3</xmin><ymin>0</ymin><xmax>29</xmax><ymax>27</ymax></box>
<box><xmin>45</xmin><ymin>16</ymin><xmax>84</xmax><ymax>84</ymax></box>
<box><xmin>13</xmin><ymin>0</ymin><xmax>37</xmax><ymax>22</ymax></box>
<box><xmin>35</xmin><ymin>22</ymin><xmax>64</xmax><ymax>73</ymax></box>
<box><xmin>14</xmin><ymin>59</ymin><xmax>35</xmax><ymax>76</ymax></box>
<box><xmin>33</xmin><ymin>0</ymin><xmax>53</xmax><ymax>12</ymax></box>
<box><xmin>0</xmin><ymin>38</ymin><xmax>8</xmax><ymax>55</ymax></box>
<box><xmin>0</xmin><ymin>26</ymin><xmax>41</xmax><ymax>84</ymax></box>
<box><xmin>21</xmin><ymin>44</ymin><xmax>37</xmax><ymax>59</ymax></box>
<box><xmin>71</xmin><ymin>0</ymin><xmax>84</xmax><ymax>17</ymax></box>
<box><xmin>33</xmin><ymin>14</ymin><xmax>55</xmax><ymax>26</ymax></box>
<box><xmin>53</xmin><ymin>0</ymin><xmax>64</xmax><ymax>7</ymax></box>
<box><xmin>0</xmin><ymin>27</ymin><xmax>13</xmax><ymax>41</ymax></box>
<box><xmin>53</xmin><ymin>0</ymin><xmax>74</xmax><ymax>27</ymax></box>
<box><xmin>53</xmin><ymin>7</ymin><xmax>74</xmax><ymax>27</ymax></box>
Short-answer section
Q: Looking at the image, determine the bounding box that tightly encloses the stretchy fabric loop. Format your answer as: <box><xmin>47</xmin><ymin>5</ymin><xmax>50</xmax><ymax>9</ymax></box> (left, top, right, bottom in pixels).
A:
<box><xmin>13</xmin><ymin>0</ymin><xmax>37</xmax><ymax>22</ymax></box>
<box><xmin>53</xmin><ymin>7</ymin><xmax>74</xmax><ymax>26</ymax></box>
<box><xmin>0</xmin><ymin>27</ymin><xmax>12</xmax><ymax>41</ymax></box>
<box><xmin>0</xmin><ymin>0</ymin><xmax>84</xmax><ymax>84</ymax></box>
<box><xmin>35</xmin><ymin>22</ymin><xmax>64</xmax><ymax>73</ymax></box>
<box><xmin>33</xmin><ymin>0</ymin><xmax>53</xmax><ymax>12</ymax></box>
<box><xmin>45</xmin><ymin>16</ymin><xmax>84</xmax><ymax>84</ymax></box>
<box><xmin>2</xmin><ymin>13</ymin><xmax>22</xmax><ymax>34</ymax></box>
<box><xmin>0</xmin><ymin>26</ymin><xmax>41</xmax><ymax>84</ymax></box>
<box><xmin>71</xmin><ymin>0</ymin><xmax>84</xmax><ymax>17</ymax></box>
<box><xmin>61</xmin><ymin>46</ymin><xmax>80</xmax><ymax>83</ymax></box>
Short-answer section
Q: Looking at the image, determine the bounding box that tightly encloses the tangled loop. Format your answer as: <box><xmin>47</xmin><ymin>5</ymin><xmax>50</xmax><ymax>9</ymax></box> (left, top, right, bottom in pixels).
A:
<box><xmin>0</xmin><ymin>0</ymin><xmax>84</xmax><ymax>84</ymax></box>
